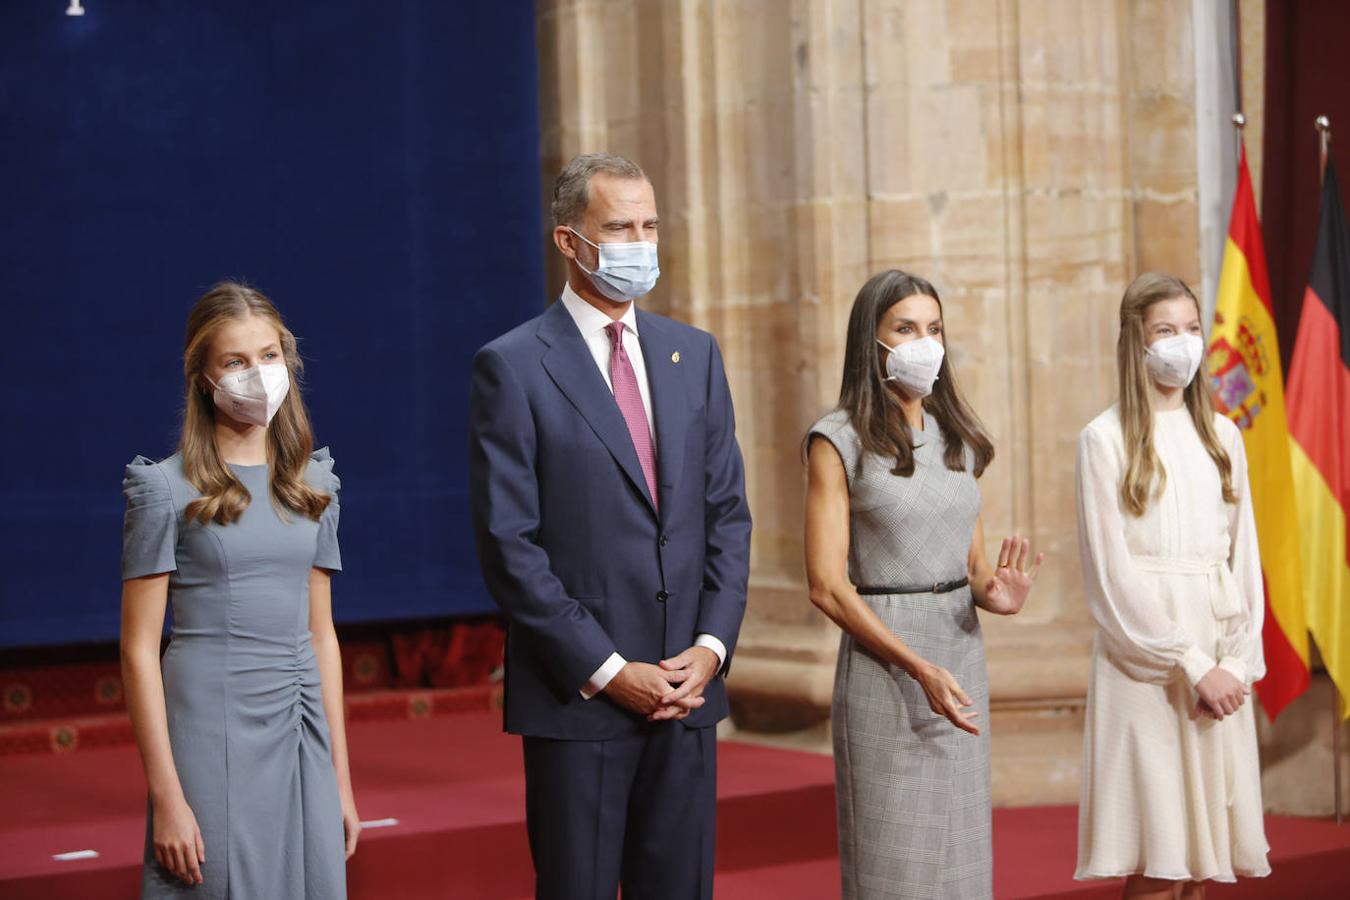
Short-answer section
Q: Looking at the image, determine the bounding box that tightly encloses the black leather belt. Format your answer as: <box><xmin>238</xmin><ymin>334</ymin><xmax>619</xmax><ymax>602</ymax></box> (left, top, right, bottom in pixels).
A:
<box><xmin>857</xmin><ymin>577</ymin><xmax>969</xmax><ymax>595</ymax></box>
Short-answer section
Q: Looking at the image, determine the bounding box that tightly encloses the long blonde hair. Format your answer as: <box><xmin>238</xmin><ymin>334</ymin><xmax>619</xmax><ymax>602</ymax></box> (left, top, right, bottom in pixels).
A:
<box><xmin>180</xmin><ymin>282</ymin><xmax>331</xmax><ymax>525</ymax></box>
<box><xmin>1117</xmin><ymin>272</ymin><xmax>1236</xmax><ymax>516</ymax></box>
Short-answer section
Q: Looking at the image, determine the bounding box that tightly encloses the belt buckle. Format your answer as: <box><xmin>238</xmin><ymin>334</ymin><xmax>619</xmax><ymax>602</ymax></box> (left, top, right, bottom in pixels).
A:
<box><xmin>933</xmin><ymin>581</ymin><xmax>943</xmax><ymax>594</ymax></box>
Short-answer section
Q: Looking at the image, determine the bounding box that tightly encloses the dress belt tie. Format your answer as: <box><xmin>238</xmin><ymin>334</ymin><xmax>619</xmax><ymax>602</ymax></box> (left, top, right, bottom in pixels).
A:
<box><xmin>1133</xmin><ymin>556</ymin><xmax>1243</xmax><ymax>621</ymax></box>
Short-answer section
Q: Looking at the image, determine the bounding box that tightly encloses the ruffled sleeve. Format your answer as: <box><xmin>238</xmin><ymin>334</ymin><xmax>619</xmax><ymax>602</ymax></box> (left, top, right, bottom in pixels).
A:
<box><xmin>310</xmin><ymin>448</ymin><xmax>342</xmax><ymax>572</ymax></box>
<box><xmin>1075</xmin><ymin>422</ymin><xmax>1215</xmax><ymax>686</ymax></box>
<box><xmin>1217</xmin><ymin>419</ymin><xmax>1266</xmax><ymax>687</ymax></box>
<box><xmin>808</xmin><ymin>409</ymin><xmax>863</xmax><ymax>486</ymax></box>
<box><xmin>121</xmin><ymin>456</ymin><xmax>178</xmax><ymax>580</ymax></box>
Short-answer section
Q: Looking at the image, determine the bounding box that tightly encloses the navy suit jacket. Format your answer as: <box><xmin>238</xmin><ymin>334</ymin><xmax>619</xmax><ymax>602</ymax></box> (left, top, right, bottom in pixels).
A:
<box><xmin>469</xmin><ymin>298</ymin><xmax>752</xmax><ymax>740</ymax></box>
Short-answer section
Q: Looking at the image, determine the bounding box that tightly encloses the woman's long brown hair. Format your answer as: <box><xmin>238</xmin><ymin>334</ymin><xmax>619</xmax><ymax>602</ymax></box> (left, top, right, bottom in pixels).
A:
<box><xmin>828</xmin><ymin>269</ymin><xmax>994</xmax><ymax>478</ymax></box>
<box><xmin>180</xmin><ymin>282</ymin><xmax>331</xmax><ymax>525</ymax></box>
<box><xmin>1117</xmin><ymin>272</ymin><xmax>1236</xmax><ymax>516</ymax></box>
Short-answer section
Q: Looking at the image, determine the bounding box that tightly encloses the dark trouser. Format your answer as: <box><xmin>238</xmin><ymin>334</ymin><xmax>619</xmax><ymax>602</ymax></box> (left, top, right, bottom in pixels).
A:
<box><xmin>522</xmin><ymin>723</ymin><xmax>717</xmax><ymax>900</ymax></box>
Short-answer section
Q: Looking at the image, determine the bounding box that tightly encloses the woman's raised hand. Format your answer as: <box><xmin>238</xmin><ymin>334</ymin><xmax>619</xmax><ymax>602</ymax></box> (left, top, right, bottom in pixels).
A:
<box><xmin>983</xmin><ymin>535</ymin><xmax>1044</xmax><ymax>615</ymax></box>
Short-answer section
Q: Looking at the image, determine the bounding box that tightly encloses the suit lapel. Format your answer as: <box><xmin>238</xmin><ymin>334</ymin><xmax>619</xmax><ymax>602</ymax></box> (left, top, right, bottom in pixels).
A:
<box><xmin>537</xmin><ymin>300</ymin><xmax>658</xmax><ymax>514</ymax></box>
<box><xmin>636</xmin><ymin>311</ymin><xmax>687</xmax><ymax>518</ymax></box>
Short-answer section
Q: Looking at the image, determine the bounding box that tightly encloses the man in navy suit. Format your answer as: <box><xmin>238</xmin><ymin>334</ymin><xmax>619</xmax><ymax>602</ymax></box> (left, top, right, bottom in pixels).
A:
<box><xmin>469</xmin><ymin>153</ymin><xmax>752</xmax><ymax>899</ymax></box>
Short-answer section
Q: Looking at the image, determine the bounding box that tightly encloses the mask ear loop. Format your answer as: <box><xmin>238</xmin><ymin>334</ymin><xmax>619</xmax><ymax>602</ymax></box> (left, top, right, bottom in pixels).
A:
<box><xmin>875</xmin><ymin>339</ymin><xmax>901</xmax><ymax>382</ymax></box>
<box><xmin>566</xmin><ymin>227</ymin><xmax>603</xmax><ymax>276</ymax></box>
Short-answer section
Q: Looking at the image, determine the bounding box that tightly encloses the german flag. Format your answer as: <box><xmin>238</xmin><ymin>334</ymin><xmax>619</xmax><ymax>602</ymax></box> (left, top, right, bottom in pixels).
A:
<box><xmin>1287</xmin><ymin>157</ymin><xmax>1350</xmax><ymax>717</ymax></box>
<box><xmin>1207</xmin><ymin>145</ymin><xmax>1309</xmax><ymax>720</ymax></box>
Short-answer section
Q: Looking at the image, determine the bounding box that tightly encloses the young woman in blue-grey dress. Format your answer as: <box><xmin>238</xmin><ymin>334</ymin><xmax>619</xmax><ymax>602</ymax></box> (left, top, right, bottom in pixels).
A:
<box><xmin>120</xmin><ymin>282</ymin><xmax>359</xmax><ymax>898</ymax></box>
<box><xmin>804</xmin><ymin>270</ymin><xmax>1044</xmax><ymax>899</ymax></box>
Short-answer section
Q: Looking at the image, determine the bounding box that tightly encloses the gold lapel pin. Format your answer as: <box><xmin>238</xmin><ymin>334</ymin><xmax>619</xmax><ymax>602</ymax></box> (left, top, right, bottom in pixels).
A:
<box><xmin>672</xmin><ymin>351</ymin><xmax>681</xmax><ymax>363</ymax></box>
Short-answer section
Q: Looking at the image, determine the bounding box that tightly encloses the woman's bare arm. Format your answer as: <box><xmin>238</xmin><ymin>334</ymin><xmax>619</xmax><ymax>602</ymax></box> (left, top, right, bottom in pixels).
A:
<box><xmin>804</xmin><ymin>436</ymin><xmax>980</xmax><ymax>734</ymax></box>
<box><xmin>309</xmin><ymin>567</ymin><xmax>360</xmax><ymax>858</ymax></box>
<box><xmin>121</xmin><ymin>574</ymin><xmax>204</xmax><ymax>885</ymax></box>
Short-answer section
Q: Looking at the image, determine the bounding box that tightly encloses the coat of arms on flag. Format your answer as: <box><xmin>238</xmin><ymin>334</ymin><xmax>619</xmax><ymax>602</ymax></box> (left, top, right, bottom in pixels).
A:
<box><xmin>1208</xmin><ymin>314</ymin><xmax>1273</xmax><ymax>431</ymax></box>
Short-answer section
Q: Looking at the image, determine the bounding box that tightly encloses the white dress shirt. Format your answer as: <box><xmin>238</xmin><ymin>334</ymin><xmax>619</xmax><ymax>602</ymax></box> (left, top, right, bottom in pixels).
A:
<box><xmin>558</xmin><ymin>283</ymin><xmax>728</xmax><ymax>699</ymax></box>
<box><xmin>560</xmin><ymin>282</ymin><xmax>655</xmax><ymax>441</ymax></box>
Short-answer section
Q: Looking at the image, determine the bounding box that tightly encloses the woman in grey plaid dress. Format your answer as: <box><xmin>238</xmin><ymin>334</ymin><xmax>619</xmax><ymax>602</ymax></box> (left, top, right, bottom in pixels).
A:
<box><xmin>804</xmin><ymin>270</ymin><xmax>1043</xmax><ymax>900</ymax></box>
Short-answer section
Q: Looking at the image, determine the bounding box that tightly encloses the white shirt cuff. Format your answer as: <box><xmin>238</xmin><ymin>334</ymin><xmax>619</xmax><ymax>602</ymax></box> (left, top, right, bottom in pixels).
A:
<box><xmin>580</xmin><ymin>652</ymin><xmax>626</xmax><ymax>700</ymax></box>
<box><xmin>695</xmin><ymin>633</ymin><xmax>727</xmax><ymax>669</ymax></box>
<box><xmin>1180</xmin><ymin>645</ymin><xmax>1216</xmax><ymax>688</ymax></box>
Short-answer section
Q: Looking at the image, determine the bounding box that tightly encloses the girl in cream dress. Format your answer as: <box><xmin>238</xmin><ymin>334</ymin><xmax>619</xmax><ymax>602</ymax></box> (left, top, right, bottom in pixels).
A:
<box><xmin>1075</xmin><ymin>273</ymin><xmax>1269</xmax><ymax>899</ymax></box>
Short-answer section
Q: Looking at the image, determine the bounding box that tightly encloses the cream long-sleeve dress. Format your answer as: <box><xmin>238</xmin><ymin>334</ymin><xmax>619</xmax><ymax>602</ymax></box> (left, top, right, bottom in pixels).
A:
<box><xmin>1074</xmin><ymin>404</ymin><xmax>1270</xmax><ymax>883</ymax></box>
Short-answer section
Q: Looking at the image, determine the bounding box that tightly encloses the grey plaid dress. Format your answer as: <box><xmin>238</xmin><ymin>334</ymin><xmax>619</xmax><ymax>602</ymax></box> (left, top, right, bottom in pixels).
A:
<box><xmin>810</xmin><ymin>409</ymin><xmax>991</xmax><ymax>900</ymax></box>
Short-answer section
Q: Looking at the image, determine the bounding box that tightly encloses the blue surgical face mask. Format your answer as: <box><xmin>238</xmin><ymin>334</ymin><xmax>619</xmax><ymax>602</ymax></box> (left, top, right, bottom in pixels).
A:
<box><xmin>568</xmin><ymin>227</ymin><xmax>660</xmax><ymax>302</ymax></box>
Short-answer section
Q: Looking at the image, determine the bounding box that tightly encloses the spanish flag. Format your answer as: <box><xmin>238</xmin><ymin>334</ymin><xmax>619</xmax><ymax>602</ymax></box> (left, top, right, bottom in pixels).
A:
<box><xmin>1206</xmin><ymin>145</ymin><xmax>1309</xmax><ymax>721</ymax></box>
<box><xmin>1287</xmin><ymin>157</ymin><xmax>1350</xmax><ymax>718</ymax></box>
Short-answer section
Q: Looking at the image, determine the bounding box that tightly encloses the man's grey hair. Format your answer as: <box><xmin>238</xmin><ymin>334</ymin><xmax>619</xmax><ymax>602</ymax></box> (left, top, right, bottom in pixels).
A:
<box><xmin>551</xmin><ymin>153</ymin><xmax>649</xmax><ymax>227</ymax></box>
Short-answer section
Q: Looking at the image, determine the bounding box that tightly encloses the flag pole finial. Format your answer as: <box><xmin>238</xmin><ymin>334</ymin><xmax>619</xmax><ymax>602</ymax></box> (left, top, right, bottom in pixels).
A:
<box><xmin>1316</xmin><ymin>116</ymin><xmax>1332</xmax><ymax>187</ymax></box>
<box><xmin>1231</xmin><ymin>113</ymin><xmax>1246</xmax><ymax>172</ymax></box>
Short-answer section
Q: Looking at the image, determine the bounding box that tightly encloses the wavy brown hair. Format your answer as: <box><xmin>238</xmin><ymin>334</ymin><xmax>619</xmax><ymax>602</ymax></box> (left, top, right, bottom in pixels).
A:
<box><xmin>825</xmin><ymin>269</ymin><xmax>994</xmax><ymax>478</ymax></box>
<box><xmin>180</xmin><ymin>282</ymin><xmax>331</xmax><ymax>525</ymax></box>
<box><xmin>1117</xmin><ymin>272</ymin><xmax>1235</xmax><ymax>516</ymax></box>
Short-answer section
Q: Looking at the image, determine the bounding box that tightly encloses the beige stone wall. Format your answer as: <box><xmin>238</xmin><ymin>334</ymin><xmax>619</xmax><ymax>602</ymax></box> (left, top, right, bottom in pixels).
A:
<box><xmin>535</xmin><ymin>0</ymin><xmax>1345</xmax><ymax>814</ymax></box>
<box><xmin>1238</xmin><ymin>0</ymin><xmax>1265</xmax><ymax>203</ymax></box>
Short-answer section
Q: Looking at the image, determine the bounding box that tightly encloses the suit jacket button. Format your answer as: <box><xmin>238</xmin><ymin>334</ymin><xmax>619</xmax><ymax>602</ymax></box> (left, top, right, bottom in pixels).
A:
<box><xmin>656</xmin><ymin>590</ymin><xmax>669</xmax><ymax>602</ymax></box>
<box><xmin>659</xmin><ymin>535</ymin><xmax>669</xmax><ymax>547</ymax></box>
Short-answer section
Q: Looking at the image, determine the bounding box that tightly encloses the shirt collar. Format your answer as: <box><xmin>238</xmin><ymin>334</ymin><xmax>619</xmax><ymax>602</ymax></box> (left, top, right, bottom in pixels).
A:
<box><xmin>561</xmin><ymin>281</ymin><xmax>639</xmax><ymax>338</ymax></box>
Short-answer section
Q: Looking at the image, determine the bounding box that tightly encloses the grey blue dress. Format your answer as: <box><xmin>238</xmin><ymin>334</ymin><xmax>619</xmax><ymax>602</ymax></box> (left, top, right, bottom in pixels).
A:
<box><xmin>810</xmin><ymin>410</ymin><xmax>992</xmax><ymax>900</ymax></box>
<box><xmin>121</xmin><ymin>449</ymin><xmax>346</xmax><ymax>899</ymax></box>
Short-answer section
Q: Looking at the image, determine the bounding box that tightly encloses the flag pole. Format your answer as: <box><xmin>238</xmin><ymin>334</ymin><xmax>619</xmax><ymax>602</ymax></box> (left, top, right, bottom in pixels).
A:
<box><xmin>1315</xmin><ymin>113</ymin><xmax>1342</xmax><ymax>825</ymax></box>
<box><xmin>1231</xmin><ymin>0</ymin><xmax>1244</xmax><ymax>171</ymax></box>
<box><xmin>1317</xmin><ymin>115</ymin><xmax>1331</xmax><ymax>183</ymax></box>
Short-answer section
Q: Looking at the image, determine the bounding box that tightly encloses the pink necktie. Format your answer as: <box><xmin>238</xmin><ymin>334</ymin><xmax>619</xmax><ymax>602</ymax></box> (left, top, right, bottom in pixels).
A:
<box><xmin>606</xmin><ymin>321</ymin><xmax>659</xmax><ymax>509</ymax></box>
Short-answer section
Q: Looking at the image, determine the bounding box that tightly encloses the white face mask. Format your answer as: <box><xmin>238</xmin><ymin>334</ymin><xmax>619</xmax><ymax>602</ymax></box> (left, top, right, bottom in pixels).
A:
<box><xmin>1144</xmin><ymin>333</ymin><xmax>1204</xmax><ymax>388</ymax></box>
<box><xmin>877</xmin><ymin>336</ymin><xmax>945</xmax><ymax>398</ymax></box>
<box><xmin>208</xmin><ymin>364</ymin><xmax>291</xmax><ymax>427</ymax></box>
<box><xmin>568</xmin><ymin>227</ymin><xmax>660</xmax><ymax>302</ymax></box>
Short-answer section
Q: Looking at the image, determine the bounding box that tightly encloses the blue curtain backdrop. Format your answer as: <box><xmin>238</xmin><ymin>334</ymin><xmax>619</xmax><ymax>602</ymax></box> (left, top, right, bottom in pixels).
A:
<box><xmin>0</xmin><ymin>2</ymin><xmax>545</xmax><ymax>647</ymax></box>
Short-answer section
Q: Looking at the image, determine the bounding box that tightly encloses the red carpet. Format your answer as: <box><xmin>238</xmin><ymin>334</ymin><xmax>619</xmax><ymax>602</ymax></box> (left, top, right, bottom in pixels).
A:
<box><xmin>0</xmin><ymin>624</ymin><xmax>504</xmax><ymax>757</ymax></box>
<box><xmin>1</xmin><ymin>711</ymin><xmax>1347</xmax><ymax>898</ymax></box>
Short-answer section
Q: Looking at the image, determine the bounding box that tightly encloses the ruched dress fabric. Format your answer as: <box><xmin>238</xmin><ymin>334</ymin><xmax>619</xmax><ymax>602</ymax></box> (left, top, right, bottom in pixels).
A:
<box><xmin>121</xmin><ymin>450</ymin><xmax>346</xmax><ymax>899</ymax></box>
<box><xmin>810</xmin><ymin>409</ymin><xmax>991</xmax><ymax>900</ymax></box>
<box><xmin>1075</xmin><ymin>406</ymin><xmax>1269</xmax><ymax>882</ymax></box>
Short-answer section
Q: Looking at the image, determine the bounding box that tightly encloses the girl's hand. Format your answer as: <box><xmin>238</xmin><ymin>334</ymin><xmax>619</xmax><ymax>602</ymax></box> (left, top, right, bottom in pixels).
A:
<box><xmin>1193</xmin><ymin>666</ymin><xmax>1247</xmax><ymax>720</ymax></box>
<box><xmin>913</xmin><ymin>661</ymin><xmax>982</xmax><ymax>736</ymax></box>
<box><xmin>152</xmin><ymin>794</ymin><xmax>205</xmax><ymax>885</ymax></box>
<box><xmin>983</xmin><ymin>535</ymin><xmax>1044</xmax><ymax>615</ymax></box>
<box><xmin>341</xmin><ymin>791</ymin><xmax>362</xmax><ymax>859</ymax></box>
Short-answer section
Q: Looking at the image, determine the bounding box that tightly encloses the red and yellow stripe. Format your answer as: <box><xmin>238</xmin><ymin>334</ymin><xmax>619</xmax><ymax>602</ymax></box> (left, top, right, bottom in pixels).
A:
<box><xmin>1287</xmin><ymin>157</ymin><xmax>1350</xmax><ymax>718</ymax></box>
<box><xmin>1207</xmin><ymin>146</ymin><xmax>1309</xmax><ymax>720</ymax></box>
